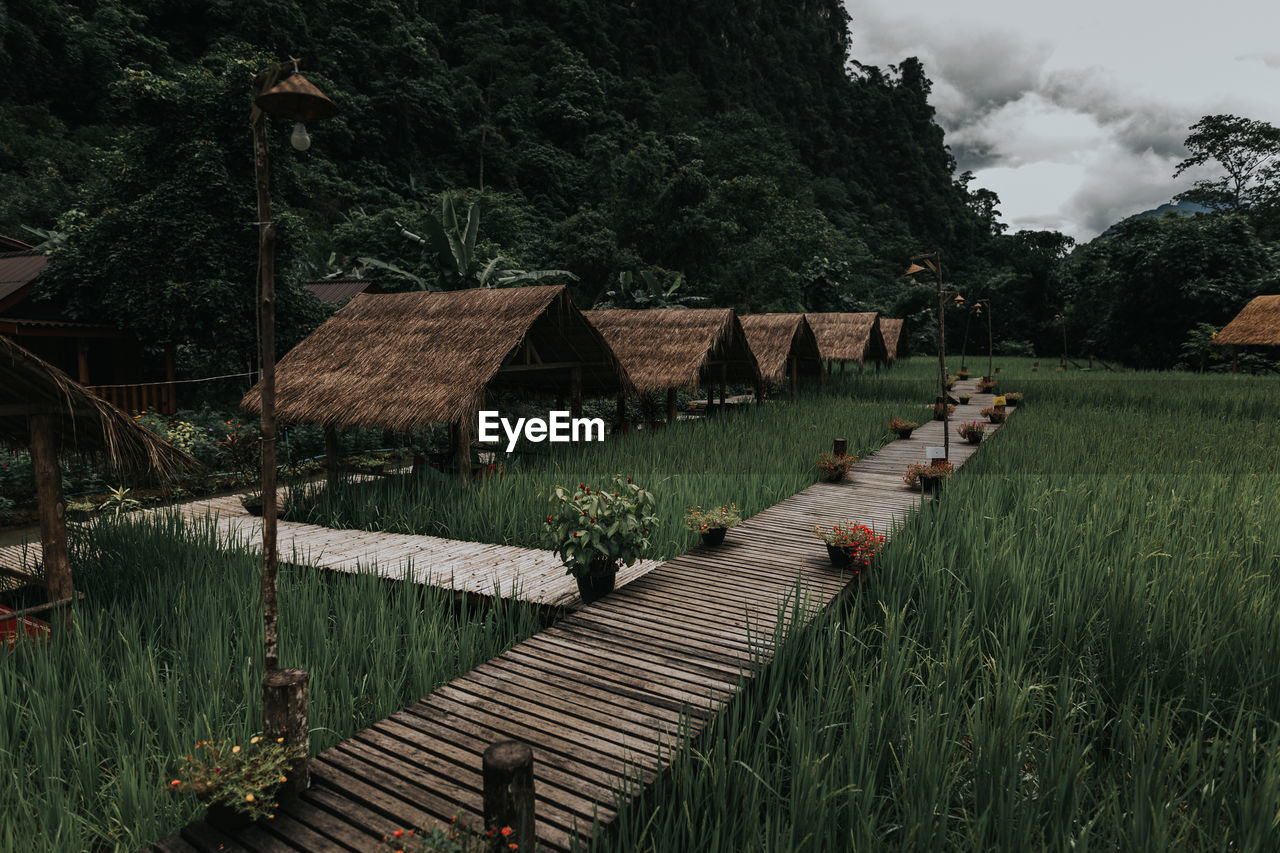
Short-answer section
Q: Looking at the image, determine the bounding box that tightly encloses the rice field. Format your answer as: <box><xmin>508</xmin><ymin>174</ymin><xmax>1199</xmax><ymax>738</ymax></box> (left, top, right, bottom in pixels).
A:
<box><xmin>286</xmin><ymin>369</ymin><xmax>935</xmax><ymax>560</ymax></box>
<box><xmin>0</xmin><ymin>514</ymin><xmax>548</xmax><ymax>852</ymax></box>
<box><xmin>594</xmin><ymin>361</ymin><xmax>1280</xmax><ymax>851</ymax></box>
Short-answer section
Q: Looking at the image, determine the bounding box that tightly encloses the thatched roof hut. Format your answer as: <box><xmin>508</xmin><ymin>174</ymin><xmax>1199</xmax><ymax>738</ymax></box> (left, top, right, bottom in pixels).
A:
<box><xmin>583</xmin><ymin>308</ymin><xmax>762</xmax><ymax>395</ymax></box>
<box><xmin>2</xmin><ymin>335</ymin><xmax>197</xmax><ymax>609</ymax></box>
<box><xmin>243</xmin><ymin>285</ymin><xmax>629</xmax><ymax>431</ymax></box>
<box><xmin>879</xmin><ymin>318</ymin><xmax>908</xmax><ymax>364</ymax></box>
<box><xmin>1214</xmin><ymin>296</ymin><xmax>1280</xmax><ymax>347</ymax></box>
<box><xmin>739</xmin><ymin>314</ymin><xmax>823</xmax><ymax>387</ymax></box>
<box><xmin>805</xmin><ymin>312</ymin><xmax>889</xmax><ymax>366</ymax></box>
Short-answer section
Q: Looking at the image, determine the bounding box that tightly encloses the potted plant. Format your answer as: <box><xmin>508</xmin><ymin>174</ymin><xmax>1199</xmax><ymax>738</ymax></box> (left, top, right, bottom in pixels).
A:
<box><xmin>1004</xmin><ymin>391</ymin><xmax>1023</xmax><ymax>406</ymax></box>
<box><xmin>543</xmin><ymin>475</ymin><xmax>658</xmax><ymax>604</ymax></box>
<box><xmin>957</xmin><ymin>367</ymin><xmax>970</xmax><ymax>379</ymax></box>
<box><xmin>240</xmin><ymin>492</ymin><xmax>264</xmax><ymax>516</ymax></box>
<box><xmin>686</xmin><ymin>503</ymin><xmax>742</xmax><ymax>547</ymax></box>
<box><xmin>169</xmin><ymin>736</ymin><xmax>307</xmax><ymax>831</ymax></box>
<box><xmin>812</xmin><ymin>522</ymin><xmax>885</xmax><ymax>573</ymax></box>
<box><xmin>957</xmin><ymin>421</ymin><xmax>985</xmax><ymax>445</ymax></box>
<box><xmin>903</xmin><ymin>460</ymin><xmax>954</xmax><ymax>493</ymax></box>
<box><xmin>977</xmin><ymin>378</ymin><xmax>998</xmax><ymax>393</ymax></box>
<box><xmin>66</xmin><ymin>500</ymin><xmax>98</xmax><ymax>523</ymax></box>
<box><xmin>377</xmin><ymin>817</ymin><xmax>520</xmax><ymax>853</ymax></box>
<box><xmin>932</xmin><ymin>402</ymin><xmax>955</xmax><ymax>421</ymax></box>
<box><xmin>816</xmin><ymin>451</ymin><xmax>857</xmax><ymax>482</ymax></box>
<box><xmin>887</xmin><ymin>417</ymin><xmax>919</xmax><ymax>439</ymax></box>
<box><xmin>991</xmin><ymin>394</ymin><xmax>1007</xmax><ymax>413</ymax></box>
<box><xmin>980</xmin><ymin>407</ymin><xmax>1006</xmax><ymax>424</ymax></box>
<box><xmin>957</xmin><ymin>393</ymin><xmax>972</xmax><ymax>405</ymax></box>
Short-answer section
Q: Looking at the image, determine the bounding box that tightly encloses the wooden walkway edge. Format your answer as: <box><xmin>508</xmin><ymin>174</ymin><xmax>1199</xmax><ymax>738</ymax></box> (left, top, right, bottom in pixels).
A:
<box><xmin>142</xmin><ymin>380</ymin><xmax>1011</xmax><ymax>853</ymax></box>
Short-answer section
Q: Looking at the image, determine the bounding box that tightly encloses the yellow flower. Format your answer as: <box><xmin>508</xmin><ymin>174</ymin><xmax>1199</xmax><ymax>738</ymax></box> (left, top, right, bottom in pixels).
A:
<box><xmin>231</xmin><ymin>745</ymin><xmax>241</xmax><ymax>754</ymax></box>
<box><xmin>279</xmin><ymin>776</ymin><xmax>288</xmax><ymax>783</ymax></box>
<box><xmin>250</xmin><ymin>736</ymin><xmax>260</xmax><ymax>744</ymax></box>
<box><xmin>245</xmin><ymin>793</ymin><xmax>255</xmax><ymax>802</ymax></box>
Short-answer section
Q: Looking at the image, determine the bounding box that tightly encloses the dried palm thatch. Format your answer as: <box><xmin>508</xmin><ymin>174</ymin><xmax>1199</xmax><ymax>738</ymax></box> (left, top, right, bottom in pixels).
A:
<box><xmin>243</xmin><ymin>285</ymin><xmax>629</xmax><ymax>430</ymax></box>
<box><xmin>739</xmin><ymin>314</ymin><xmax>823</xmax><ymax>384</ymax></box>
<box><xmin>0</xmin><ymin>335</ymin><xmax>197</xmax><ymax>475</ymax></box>
<box><xmin>1213</xmin><ymin>295</ymin><xmax>1280</xmax><ymax>347</ymax></box>
<box><xmin>805</xmin><ymin>312</ymin><xmax>889</xmax><ymax>366</ymax></box>
<box><xmin>584</xmin><ymin>308</ymin><xmax>762</xmax><ymax>394</ymax></box>
<box><xmin>879</xmin><ymin>318</ymin><xmax>908</xmax><ymax>363</ymax></box>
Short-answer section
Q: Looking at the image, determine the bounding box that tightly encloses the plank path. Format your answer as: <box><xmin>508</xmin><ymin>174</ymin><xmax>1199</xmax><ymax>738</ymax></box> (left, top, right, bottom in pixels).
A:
<box><xmin>143</xmin><ymin>380</ymin><xmax>1009</xmax><ymax>853</ymax></box>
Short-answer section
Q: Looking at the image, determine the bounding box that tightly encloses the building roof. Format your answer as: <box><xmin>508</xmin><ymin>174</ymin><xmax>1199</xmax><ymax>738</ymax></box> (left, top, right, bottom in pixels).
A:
<box><xmin>879</xmin><ymin>318</ymin><xmax>907</xmax><ymax>362</ymax></box>
<box><xmin>1214</xmin><ymin>295</ymin><xmax>1280</xmax><ymax>347</ymax></box>
<box><xmin>303</xmin><ymin>278</ymin><xmax>383</xmax><ymax>303</ymax></box>
<box><xmin>584</xmin><ymin>308</ymin><xmax>762</xmax><ymax>394</ymax></box>
<box><xmin>805</xmin><ymin>312</ymin><xmax>889</xmax><ymax>365</ymax></box>
<box><xmin>0</xmin><ymin>251</ymin><xmax>47</xmax><ymax>313</ymax></box>
<box><xmin>243</xmin><ymin>285</ymin><xmax>630</xmax><ymax>430</ymax></box>
<box><xmin>738</xmin><ymin>314</ymin><xmax>823</xmax><ymax>384</ymax></box>
<box><xmin>0</xmin><ymin>335</ymin><xmax>197</xmax><ymax>474</ymax></box>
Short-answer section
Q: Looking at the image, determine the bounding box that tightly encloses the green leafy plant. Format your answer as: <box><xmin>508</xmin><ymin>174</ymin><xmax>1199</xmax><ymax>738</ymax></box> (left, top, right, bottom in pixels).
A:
<box><xmin>815</xmin><ymin>452</ymin><xmax>857</xmax><ymax>482</ymax></box>
<box><xmin>957</xmin><ymin>421</ymin><xmax>985</xmax><ymax>443</ymax></box>
<box><xmin>543</xmin><ymin>475</ymin><xmax>658</xmax><ymax>577</ymax></box>
<box><xmin>686</xmin><ymin>503</ymin><xmax>742</xmax><ymax>532</ymax></box>
<box><xmin>887</xmin><ymin>417</ymin><xmax>918</xmax><ymax>436</ymax></box>
<box><xmin>812</xmin><ymin>522</ymin><xmax>885</xmax><ymax>569</ymax></box>
<box><xmin>99</xmin><ymin>485</ymin><xmax>141</xmax><ymax>518</ymax></box>
<box><xmin>168</xmin><ymin>736</ymin><xmax>306</xmax><ymax>821</ymax></box>
<box><xmin>376</xmin><ymin>817</ymin><xmax>520</xmax><ymax>852</ymax></box>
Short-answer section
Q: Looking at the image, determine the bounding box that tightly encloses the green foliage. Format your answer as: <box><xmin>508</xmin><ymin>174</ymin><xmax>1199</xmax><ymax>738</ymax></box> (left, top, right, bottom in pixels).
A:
<box><xmin>542</xmin><ymin>475</ymin><xmax>658</xmax><ymax>576</ymax></box>
<box><xmin>1173</xmin><ymin>114</ymin><xmax>1280</xmax><ymax>212</ymax></box>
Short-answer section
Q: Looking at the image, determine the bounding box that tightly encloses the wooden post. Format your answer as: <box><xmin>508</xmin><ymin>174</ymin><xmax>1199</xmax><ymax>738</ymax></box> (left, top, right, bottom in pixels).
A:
<box><xmin>29</xmin><ymin>415</ymin><xmax>72</xmax><ymax>619</ymax></box>
<box><xmin>324</xmin><ymin>425</ymin><xmax>339</xmax><ymax>486</ymax></box>
<box><xmin>789</xmin><ymin>356</ymin><xmax>798</xmax><ymax>401</ymax></box>
<box><xmin>456</xmin><ymin>414</ymin><xmax>471</xmax><ymax>489</ymax></box>
<box><xmin>483</xmin><ymin>741</ymin><xmax>535</xmax><ymax>851</ymax></box>
<box><xmin>753</xmin><ymin>380</ymin><xmax>764</xmax><ymax>405</ymax></box>
<box><xmin>264</xmin><ymin>668</ymin><xmax>310</xmax><ymax>798</ymax></box>
<box><xmin>666</xmin><ymin>388</ymin><xmax>677</xmax><ymax>424</ymax></box>
<box><xmin>833</xmin><ymin>437</ymin><xmax>847</xmax><ymax>457</ymax></box>
<box><xmin>718</xmin><ymin>363</ymin><xmax>727</xmax><ymax>409</ymax></box>
<box><xmin>76</xmin><ymin>338</ymin><xmax>90</xmax><ymax>385</ymax></box>
<box><xmin>570</xmin><ymin>367</ymin><xmax>582</xmax><ymax>419</ymax></box>
<box><xmin>705</xmin><ymin>374</ymin><xmax>714</xmax><ymax>414</ymax></box>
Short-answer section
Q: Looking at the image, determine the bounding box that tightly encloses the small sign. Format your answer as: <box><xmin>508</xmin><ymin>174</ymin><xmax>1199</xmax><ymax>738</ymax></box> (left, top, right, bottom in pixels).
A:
<box><xmin>925</xmin><ymin>446</ymin><xmax>947</xmax><ymax>461</ymax></box>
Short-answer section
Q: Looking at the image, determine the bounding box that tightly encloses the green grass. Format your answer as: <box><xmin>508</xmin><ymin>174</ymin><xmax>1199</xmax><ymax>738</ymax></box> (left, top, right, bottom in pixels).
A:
<box><xmin>286</xmin><ymin>369</ymin><xmax>936</xmax><ymax>560</ymax></box>
<box><xmin>592</xmin><ymin>361</ymin><xmax>1280</xmax><ymax>851</ymax></box>
<box><xmin>0</xmin><ymin>514</ymin><xmax>549</xmax><ymax>852</ymax></box>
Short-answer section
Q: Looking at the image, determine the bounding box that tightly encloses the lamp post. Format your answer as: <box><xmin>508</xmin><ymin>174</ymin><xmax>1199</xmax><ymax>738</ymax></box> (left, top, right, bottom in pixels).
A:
<box><xmin>251</xmin><ymin>59</ymin><xmax>337</xmax><ymax>798</ymax></box>
<box><xmin>971</xmin><ymin>298</ymin><xmax>993</xmax><ymax>379</ymax></box>
<box><xmin>905</xmin><ymin>250</ymin><xmax>953</xmax><ymax>461</ymax></box>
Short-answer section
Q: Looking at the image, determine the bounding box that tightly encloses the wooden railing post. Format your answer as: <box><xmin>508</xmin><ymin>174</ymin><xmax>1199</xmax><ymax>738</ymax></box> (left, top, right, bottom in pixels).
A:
<box><xmin>833</xmin><ymin>438</ymin><xmax>847</xmax><ymax>457</ymax></box>
<box><xmin>264</xmin><ymin>668</ymin><xmax>310</xmax><ymax>799</ymax></box>
<box><xmin>483</xmin><ymin>741</ymin><xmax>535</xmax><ymax>851</ymax></box>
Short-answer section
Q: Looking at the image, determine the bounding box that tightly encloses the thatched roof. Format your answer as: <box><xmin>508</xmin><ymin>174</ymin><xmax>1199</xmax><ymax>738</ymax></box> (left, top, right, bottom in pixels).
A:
<box><xmin>1214</xmin><ymin>296</ymin><xmax>1280</xmax><ymax>347</ymax></box>
<box><xmin>584</xmin><ymin>308</ymin><xmax>762</xmax><ymax>394</ymax></box>
<box><xmin>805</xmin><ymin>312</ymin><xmax>889</xmax><ymax>365</ymax></box>
<box><xmin>739</xmin><ymin>314</ymin><xmax>823</xmax><ymax>384</ymax></box>
<box><xmin>244</xmin><ymin>285</ymin><xmax>630</xmax><ymax>430</ymax></box>
<box><xmin>879</xmin><ymin>318</ymin><xmax>908</xmax><ymax>363</ymax></box>
<box><xmin>0</xmin><ymin>335</ymin><xmax>197</xmax><ymax>475</ymax></box>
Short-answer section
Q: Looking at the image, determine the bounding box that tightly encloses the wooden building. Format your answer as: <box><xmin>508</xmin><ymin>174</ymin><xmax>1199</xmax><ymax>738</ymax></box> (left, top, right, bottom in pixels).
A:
<box><xmin>879</xmin><ymin>318</ymin><xmax>908</xmax><ymax>365</ymax></box>
<box><xmin>805</xmin><ymin>312</ymin><xmax>889</xmax><ymax>371</ymax></box>
<box><xmin>738</xmin><ymin>313</ymin><xmax>823</xmax><ymax>400</ymax></box>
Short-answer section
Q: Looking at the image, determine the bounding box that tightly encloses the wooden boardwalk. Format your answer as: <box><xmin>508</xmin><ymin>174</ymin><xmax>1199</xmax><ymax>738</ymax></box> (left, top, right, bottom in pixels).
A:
<box><xmin>142</xmin><ymin>380</ymin><xmax>1008</xmax><ymax>853</ymax></box>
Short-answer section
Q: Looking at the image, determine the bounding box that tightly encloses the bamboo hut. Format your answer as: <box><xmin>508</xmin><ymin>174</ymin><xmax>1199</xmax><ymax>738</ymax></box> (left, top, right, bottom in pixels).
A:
<box><xmin>805</xmin><ymin>312</ymin><xmax>889</xmax><ymax>372</ymax></box>
<box><xmin>1214</xmin><ymin>295</ymin><xmax>1280</xmax><ymax>372</ymax></box>
<box><xmin>243</xmin><ymin>286</ymin><xmax>630</xmax><ymax>483</ymax></box>
<box><xmin>879</xmin><ymin>318</ymin><xmax>908</xmax><ymax>365</ymax></box>
<box><xmin>584</xmin><ymin>308</ymin><xmax>763</xmax><ymax>421</ymax></box>
<box><xmin>739</xmin><ymin>314</ymin><xmax>823</xmax><ymax>400</ymax></box>
<box><xmin>1</xmin><ymin>335</ymin><xmax>196</xmax><ymax>615</ymax></box>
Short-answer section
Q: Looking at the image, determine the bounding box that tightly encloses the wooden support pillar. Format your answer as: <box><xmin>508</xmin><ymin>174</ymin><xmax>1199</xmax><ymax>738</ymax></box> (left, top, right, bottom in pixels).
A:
<box><xmin>570</xmin><ymin>367</ymin><xmax>583</xmax><ymax>419</ymax></box>
<box><xmin>456</xmin><ymin>414</ymin><xmax>472</xmax><ymax>489</ymax></box>
<box><xmin>753</xmin><ymin>380</ymin><xmax>764</xmax><ymax>405</ymax></box>
<box><xmin>789</xmin><ymin>356</ymin><xmax>798</xmax><ymax>401</ymax></box>
<box><xmin>718</xmin><ymin>363</ymin><xmax>727</xmax><ymax>408</ymax></box>
<box><xmin>666</xmin><ymin>388</ymin><xmax>677</xmax><ymax>424</ymax></box>
<box><xmin>833</xmin><ymin>437</ymin><xmax>847</xmax><ymax>457</ymax></box>
<box><xmin>840</xmin><ymin>360</ymin><xmax>846</xmax><ymax>375</ymax></box>
<box><xmin>76</xmin><ymin>338</ymin><xmax>90</xmax><ymax>385</ymax></box>
<box><xmin>616</xmin><ymin>391</ymin><xmax>626</xmax><ymax>427</ymax></box>
<box><xmin>819</xmin><ymin>362</ymin><xmax>825</xmax><ymax>389</ymax></box>
<box><xmin>324</xmin><ymin>425</ymin><xmax>339</xmax><ymax>486</ymax></box>
<box><xmin>705</xmin><ymin>374</ymin><xmax>714</xmax><ymax>414</ymax></box>
<box><xmin>29</xmin><ymin>415</ymin><xmax>72</xmax><ymax>618</ymax></box>
<box><xmin>483</xmin><ymin>741</ymin><xmax>536</xmax><ymax>851</ymax></box>
<box><xmin>264</xmin><ymin>668</ymin><xmax>310</xmax><ymax>798</ymax></box>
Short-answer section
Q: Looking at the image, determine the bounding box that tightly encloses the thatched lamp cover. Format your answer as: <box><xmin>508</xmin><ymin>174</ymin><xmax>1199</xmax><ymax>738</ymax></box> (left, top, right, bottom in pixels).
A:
<box><xmin>254</xmin><ymin>73</ymin><xmax>339</xmax><ymax>121</ymax></box>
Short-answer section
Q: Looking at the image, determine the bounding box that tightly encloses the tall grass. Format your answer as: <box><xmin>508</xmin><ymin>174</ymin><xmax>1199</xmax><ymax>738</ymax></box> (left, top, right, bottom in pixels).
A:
<box><xmin>0</xmin><ymin>514</ymin><xmax>548</xmax><ymax>852</ymax></box>
<box><xmin>595</xmin><ymin>365</ymin><xmax>1280</xmax><ymax>851</ymax></box>
<box><xmin>287</xmin><ymin>370</ymin><xmax>935</xmax><ymax>559</ymax></box>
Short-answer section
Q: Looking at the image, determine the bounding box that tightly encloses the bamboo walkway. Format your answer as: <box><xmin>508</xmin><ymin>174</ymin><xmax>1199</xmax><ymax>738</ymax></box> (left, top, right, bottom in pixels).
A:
<box><xmin>144</xmin><ymin>380</ymin><xmax>1010</xmax><ymax>853</ymax></box>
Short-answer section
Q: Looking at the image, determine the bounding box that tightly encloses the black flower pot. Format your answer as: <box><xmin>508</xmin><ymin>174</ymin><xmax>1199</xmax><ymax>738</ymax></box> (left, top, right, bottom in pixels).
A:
<box><xmin>920</xmin><ymin>476</ymin><xmax>942</xmax><ymax>495</ymax></box>
<box><xmin>576</xmin><ymin>564</ymin><xmax>618</xmax><ymax>604</ymax></box>
<box><xmin>964</xmin><ymin>434</ymin><xmax>983</xmax><ymax>445</ymax></box>
<box><xmin>701</xmin><ymin>527</ymin><xmax>727</xmax><ymax>547</ymax></box>
<box><xmin>895</xmin><ymin>429</ymin><xmax>914</xmax><ymax>440</ymax></box>
<box><xmin>203</xmin><ymin>800</ymin><xmax>254</xmax><ymax>832</ymax></box>
<box><xmin>241</xmin><ymin>501</ymin><xmax>264</xmax><ymax>517</ymax></box>
<box><xmin>825</xmin><ymin>544</ymin><xmax>850</xmax><ymax>568</ymax></box>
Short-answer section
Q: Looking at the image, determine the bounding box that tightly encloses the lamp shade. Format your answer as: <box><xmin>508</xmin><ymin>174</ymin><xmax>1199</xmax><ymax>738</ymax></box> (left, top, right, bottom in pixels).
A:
<box><xmin>254</xmin><ymin>73</ymin><xmax>339</xmax><ymax>121</ymax></box>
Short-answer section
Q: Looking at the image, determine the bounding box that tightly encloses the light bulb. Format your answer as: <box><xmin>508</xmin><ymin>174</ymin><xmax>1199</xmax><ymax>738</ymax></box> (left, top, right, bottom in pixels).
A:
<box><xmin>290</xmin><ymin>121</ymin><xmax>311</xmax><ymax>151</ymax></box>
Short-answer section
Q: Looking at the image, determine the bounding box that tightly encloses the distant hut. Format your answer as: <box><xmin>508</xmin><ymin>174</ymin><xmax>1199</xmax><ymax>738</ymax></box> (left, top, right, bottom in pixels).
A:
<box><xmin>739</xmin><ymin>314</ymin><xmax>823</xmax><ymax>400</ymax></box>
<box><xmin>806</xmin><ymin>312</ymin><xmax>889</xmax><ymax>372</ymax></box>
<box><xmin>879</xmin><ymin>318</ymin><xmax>908</xmax><ymax>365</ymax></box>
<box><xmin>243</xmin><ymin>285</ymin><xmax>629</xmax><ymax>484</ymax></box>
<box><xmin>1214</xmin><ymin>295</ymin><xmax>1280</xmax><ymax>372</ymax></box>
<box><xmin>584</xmin><ymin>308</ymin><xmax>763</xmax><ymax>422</ymax></box>
<box><xmin>1</xmin><ymin>335</ymin><xmax>196</xmax><ymax>616</ymax></box>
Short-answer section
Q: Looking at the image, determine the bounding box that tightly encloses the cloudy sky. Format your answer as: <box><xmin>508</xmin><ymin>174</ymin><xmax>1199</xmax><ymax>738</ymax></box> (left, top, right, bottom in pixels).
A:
<box><xmin>843</xmin><ymin>1</ymin><xmax>1280</xmax><ymax>240</ymax></box>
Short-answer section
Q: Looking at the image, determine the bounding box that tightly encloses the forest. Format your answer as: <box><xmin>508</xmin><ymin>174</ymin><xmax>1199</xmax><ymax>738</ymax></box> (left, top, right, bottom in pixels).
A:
<box><xmin>2</xmin><ymin>0</ymin><xmax>1277</xmax><ymax>376</ymax></box>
